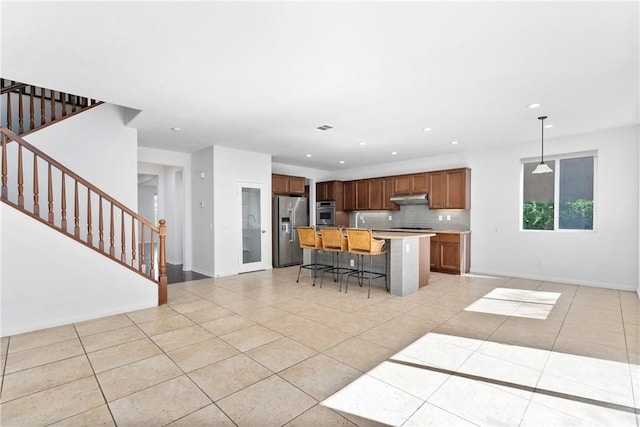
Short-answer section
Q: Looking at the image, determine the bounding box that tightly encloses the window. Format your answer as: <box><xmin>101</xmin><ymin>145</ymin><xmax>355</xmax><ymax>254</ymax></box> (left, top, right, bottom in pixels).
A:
<box><xmin>522</xmin><ymin>153</ymin><xmax>595</xmax><ymax>231</ymax></box>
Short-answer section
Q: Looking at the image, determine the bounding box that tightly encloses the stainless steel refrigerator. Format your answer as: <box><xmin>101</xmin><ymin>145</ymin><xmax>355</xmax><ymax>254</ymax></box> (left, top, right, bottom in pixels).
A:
<box><xmin>273</xmin><ymin>195</ymin><xmax>308</xmax><ymax>267</ymax></box>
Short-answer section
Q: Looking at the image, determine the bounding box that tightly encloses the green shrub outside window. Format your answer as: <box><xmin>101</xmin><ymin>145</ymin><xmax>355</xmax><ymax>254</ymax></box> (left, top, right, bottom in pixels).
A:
<box><xmin>522</xmin><ymin>155</ymin><xmax>594</xmax><ymax>231</ymax></box>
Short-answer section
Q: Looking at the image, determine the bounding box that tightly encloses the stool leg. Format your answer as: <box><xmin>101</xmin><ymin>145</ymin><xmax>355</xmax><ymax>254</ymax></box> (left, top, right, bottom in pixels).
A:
<box><xmin>312</xmin><ymin>249</ymin><xmax>317</xmax><ymax>286</ymax></box>
<box><xmin>345</xmin><ymin>261</ymin><xmax>350</xmax><ymax>294</ymax></box>
<box><xmin>385</xmin><ymin>253</ymin><xmax>389</xmax><ymax>293</ymax></box>
<box><xmin>296</xmin><ymin>252</ymin><xmax>303</xmax><ymax>283</ymax></box>
<box><xmin>368</xmin><ymin>255</ymin><xmax>373</xmax><ymax>298</ymax></box>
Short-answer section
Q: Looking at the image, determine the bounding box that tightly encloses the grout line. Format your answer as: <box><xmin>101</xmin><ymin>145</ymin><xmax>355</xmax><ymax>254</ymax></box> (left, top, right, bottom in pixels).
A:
<box><xmin>0</xmin><ymin>337</ymin><xmax>9</xmax><ymax>399</ymax></box>
<box><xmin>619</xmin><ymin>290</ymin><xmax>640</xmax><ymax>421</ymax></box>
<box><xmin>72</xmin><ymin>323</ymin><xmax>118</xmax><ymax>426</ymax></box>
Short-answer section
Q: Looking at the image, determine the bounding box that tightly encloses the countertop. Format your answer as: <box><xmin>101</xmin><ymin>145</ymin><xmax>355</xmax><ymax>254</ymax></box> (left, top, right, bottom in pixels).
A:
<box><xmin>372</xmin><ymin>228</ymin><xmax>471</xmax><ymax>235</ymax></box>
<box><xmin>372</xmin><ymin>231</ymin><xmax>436</xmax><ymax>240</ymax></box>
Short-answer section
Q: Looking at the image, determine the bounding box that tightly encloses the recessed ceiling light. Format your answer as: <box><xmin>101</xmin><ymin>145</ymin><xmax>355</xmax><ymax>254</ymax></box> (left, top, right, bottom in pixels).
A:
<box><xmin>316</xmin><ymin>125</ymin><xmax>333</xmax><ymax>131</ymax></box>
<box><xmin>450</xmin><ymin>140</ymin><xmax>459</xmax><ymax>145</ymax></box>
<box><xmin>170</xmin><ymin>127</ymin><xmax>181</xmax><ymax>132</ymax></box>
<box><xmin>544</xmin><ymin>124</ymin><xmax>553</xmax><ymax>128</ymax></box>
<box><xmin>339</xmin><ymin>160</ymin><xmax>345</xmax><ymax>164</ymax></box>
<box><xmin>359</xmin><ymin>142</ymin><xmax>366</xmax><ymax>146</ymax></box>
<box><xmin>305</xmin><ymin>154</ymin><xmax>312</xmax><ymax>157</ymax></box>
<box><xmin>528</xmin><ymin>103</ymin><xmax>541</xmax><ymax>109</ymax></box>
<box><xmin>391</xmin><ymin>151</ymin><xmax>397</xmax><ymax>155</ymax></box>
<box><xmin>423</xmin><ymin>127</ymin><xmax>432</xmax><ymax>132</ymax></box>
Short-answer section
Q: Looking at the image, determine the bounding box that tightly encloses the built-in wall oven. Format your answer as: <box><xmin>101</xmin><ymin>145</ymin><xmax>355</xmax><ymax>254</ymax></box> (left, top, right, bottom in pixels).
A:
<box><xmin>316</xmin><ymin>201</ymin><xmax>336</xmax><ymax>226</ymax></box>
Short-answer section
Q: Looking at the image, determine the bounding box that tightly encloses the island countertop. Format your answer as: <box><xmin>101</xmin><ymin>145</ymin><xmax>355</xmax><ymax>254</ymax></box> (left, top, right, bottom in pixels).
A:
<box><xmin>372</xmin><ymin>228</ymin><xmax>471</xmax><ymax>235</ymax></box>
<box><xmin>372</xmin><ymin>231</ymin><xmax>436</xmax><ymax>240</ymax></box>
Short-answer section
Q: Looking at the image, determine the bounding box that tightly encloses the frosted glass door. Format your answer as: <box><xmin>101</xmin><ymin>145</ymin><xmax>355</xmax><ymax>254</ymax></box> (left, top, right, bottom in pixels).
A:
<box><xmin>242</xmin><ymin>187</ymin><xmax>262</xmax><ymax>264</ymax></box>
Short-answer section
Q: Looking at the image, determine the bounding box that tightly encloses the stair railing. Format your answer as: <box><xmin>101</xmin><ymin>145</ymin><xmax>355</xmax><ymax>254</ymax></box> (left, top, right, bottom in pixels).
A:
<box><xmin>1</xmin><ymin>127</ymin><xmax>167</xmax><ymax>304</ymax></box>
<box><xmin>1</xmin><ymin>78</ymin><xmax>103</xmax><ymax>136</ymax></box>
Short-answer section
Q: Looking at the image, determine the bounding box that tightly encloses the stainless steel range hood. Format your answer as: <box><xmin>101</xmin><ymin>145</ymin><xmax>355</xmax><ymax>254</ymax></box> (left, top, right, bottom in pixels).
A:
<box><xmin>390</xmin><ymin>193</ymin><xmax>429</xmax><ymax>206</ymax></box>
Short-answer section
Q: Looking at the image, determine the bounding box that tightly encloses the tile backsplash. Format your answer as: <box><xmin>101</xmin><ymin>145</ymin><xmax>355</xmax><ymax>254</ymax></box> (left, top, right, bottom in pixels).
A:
<box><xmin>349</xmin><ymin>205</ymin><xmax>470</xmax><ymax>231</ymax></box>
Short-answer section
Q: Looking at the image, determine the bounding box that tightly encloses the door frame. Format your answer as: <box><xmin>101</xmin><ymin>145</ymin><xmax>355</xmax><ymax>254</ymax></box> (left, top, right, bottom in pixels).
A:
<box><xmin>237</xmin><ymin>181</ymin><xmax>271</xmax><ymax>273</ymax></box>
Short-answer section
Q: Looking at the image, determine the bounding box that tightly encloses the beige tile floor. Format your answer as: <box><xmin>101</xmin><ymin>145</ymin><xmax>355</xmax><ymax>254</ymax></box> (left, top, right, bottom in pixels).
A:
<box><xmin>0</xmin><ymin>267</ymin><xmax>638</xmax><ymax>426</ymax></box>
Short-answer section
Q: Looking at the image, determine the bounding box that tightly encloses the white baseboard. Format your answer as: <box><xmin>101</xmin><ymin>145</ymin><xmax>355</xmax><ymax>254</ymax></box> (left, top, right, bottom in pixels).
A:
<box><xmin>190</xmin><ymin>267</ymin><xmax>214</xmax><ymax>277</ymax></box>
<box><xmin>469</xmin><ymin>268</ymin><xmax>637</xmax><ymax>293</ymax></box>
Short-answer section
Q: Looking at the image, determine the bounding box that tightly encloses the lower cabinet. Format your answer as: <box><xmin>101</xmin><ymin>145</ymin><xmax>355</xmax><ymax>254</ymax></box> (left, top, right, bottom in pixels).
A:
<box><xmin>430</xmin><ymin>232</ymin><xmax>471</xmax><ymax>274</ymax></box>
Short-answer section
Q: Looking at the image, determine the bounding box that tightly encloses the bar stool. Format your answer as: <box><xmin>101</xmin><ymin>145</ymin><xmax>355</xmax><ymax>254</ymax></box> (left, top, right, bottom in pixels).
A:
<box><xmin>319</xmin><ymin>227</ymin><xmax>352</xmax><ymax>290</ymax></box>
<box><xmin>296</xmin><ymin>226</ymin><xmax>330</xmax><ymax>286</ymax></box>
<box><xmin>345</xmin><ymin>228</ymin><xmax>387</xmax><ymax>298</ymax></box>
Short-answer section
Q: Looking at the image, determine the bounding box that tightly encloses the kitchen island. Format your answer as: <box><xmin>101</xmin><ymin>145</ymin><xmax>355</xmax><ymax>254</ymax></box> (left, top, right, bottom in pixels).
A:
<box><xmin>372</xmin><ymin>231</ymin><xmax>435</xmax><ymax>296</ymax></box>
<box><xmin>313</xmin><ymin>230</ymin><xmax>435</xmax><ymax>297</ymax></box>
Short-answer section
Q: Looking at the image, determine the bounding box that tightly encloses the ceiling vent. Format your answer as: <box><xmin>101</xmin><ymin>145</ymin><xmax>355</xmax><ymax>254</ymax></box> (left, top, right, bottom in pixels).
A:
<box><xmin>316</xmin><ymin>125</ymin><xmax>333</xmax><ymax>131</ymax></box>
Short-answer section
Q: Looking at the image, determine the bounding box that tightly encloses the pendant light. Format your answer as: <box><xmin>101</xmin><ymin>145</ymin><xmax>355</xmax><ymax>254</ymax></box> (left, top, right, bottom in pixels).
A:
<box><xmin>532</xmin><ymin>115</ymin><xmax>553</xmax><ymax>174</ymax></box>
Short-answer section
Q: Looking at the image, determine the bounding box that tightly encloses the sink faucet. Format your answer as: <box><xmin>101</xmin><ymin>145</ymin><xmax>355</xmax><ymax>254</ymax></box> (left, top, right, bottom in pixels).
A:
<box><xmin>354</xmin><ymin>211</ymin><xmax>365</xmax><ymax>228</ymax></box>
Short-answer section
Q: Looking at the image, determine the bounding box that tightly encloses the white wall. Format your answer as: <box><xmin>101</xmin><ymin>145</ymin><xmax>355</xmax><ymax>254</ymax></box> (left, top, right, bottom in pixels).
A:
<box><xmin>167</xmin><ymin>169</ymin><xmax>184</xmax><ymax>265</ymax></box>
<box><xmin>25</xmin><ymin>103</ymin><xmax>138</xmax><ymax>208</ymax></box>
<box><xmin>331</xmin><ymin>126</ymin><xmax>639</xmax><ymax>291</ymax></box>
<box><xmin>137</xmin><ymin>184</ymin><xmax>157</xmax><ymax>229</ymax></box>
<box><xmin>138</xmin><ymin>147</ymin><xmax>193</xmax><ymax>270</ymax></box>
<box><xmin>0</xmin><ymin>203</ymin><xmax>157</xmax><ymax>337</ymax></box>
<box><xmin>191</xmin><ymin>147</ymin><xmax>215</xmax><ymax>276</ymax></box>
<box><xmin>214</xmin><ymin>146</ymin><xmax>272</xmax><ymax>277</ymax></box>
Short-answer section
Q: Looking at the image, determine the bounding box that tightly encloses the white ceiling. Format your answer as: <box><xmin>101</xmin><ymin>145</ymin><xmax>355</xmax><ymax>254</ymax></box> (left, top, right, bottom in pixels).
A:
<box><xmin>2</xmin><ymin>1</ymin><xmax>638</xmax><ymax>171</ymax></box>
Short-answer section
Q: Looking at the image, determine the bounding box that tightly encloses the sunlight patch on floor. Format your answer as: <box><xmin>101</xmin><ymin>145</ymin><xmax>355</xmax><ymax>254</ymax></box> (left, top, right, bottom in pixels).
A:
<box><xmin>464</xmin><ymin>288</ymin><xmax>561</xmax><ymax>320</ymax></box>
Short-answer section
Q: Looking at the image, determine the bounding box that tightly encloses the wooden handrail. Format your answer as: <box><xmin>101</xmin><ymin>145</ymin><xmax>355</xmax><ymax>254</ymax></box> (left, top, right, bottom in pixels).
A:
<box><xmin>2</xmin><ymin>78</ymin><xmax>103</xmax><ymax>136</ymax></box>
<box><xmin>0</xmin><ymin>81</ymin><xmax>28</xmax><ymax>94</ymax></box>
<box><xmin>1</xmin><ymin>127</ymin><xmax>156</xmax><ymax>229</ymax></box>
<box><xmin>0</xmin><ymin>126</ymin><xmax>167</xmax><ymax>305</ymax></box>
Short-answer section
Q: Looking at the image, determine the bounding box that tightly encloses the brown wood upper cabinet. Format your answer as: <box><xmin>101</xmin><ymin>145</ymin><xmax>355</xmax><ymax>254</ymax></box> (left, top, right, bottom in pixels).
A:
<box><xmin>393</xmin><ymin>173</ymin><xmax>429</xmax><ymax>195</ymax></box>
<box><xmin>272</xmin><ymin>174</ymin><xmax>305</xmax><ymax>195</ymax></box>
<box><xmin>382</xmin><ymin>177</ymin><xmax>397</xmax><ymax>210</ymax></box>
<box><xmin>393</xmin><ymin>175</ymin><xmax>412</xmax><ymax>195</ymax></box>
<box><xmin>412</xmin><ymin>173</ymin><xmax>429</xmax><ymax>193</ymax></box>
<box><xmin>339</xmin><ymin>167</ymin><xmax>470</xmax><ymax>211</ymax></box>
<box><xmin>368</xmin><ymin>178</ymin><xmax>383</xmax><ymax>210</ymax></box>
<box><xmin>429</xmin><ymin>168</ymin><xmax>471</xmax><ymax>209</ymax></box>
<box><xmin>355</xmin><ymin>180</ymin><xmax>369</xmax><ymax>210</ymax></box>
<box><xmin>343</xmin><ymin>181</ymin><xmax>355</xmax><ymax>211</ymax></box>
<box><xmin>316</xmin><ymin>181</ymin><xmax>344</xmax><ymax>211</ymax></box>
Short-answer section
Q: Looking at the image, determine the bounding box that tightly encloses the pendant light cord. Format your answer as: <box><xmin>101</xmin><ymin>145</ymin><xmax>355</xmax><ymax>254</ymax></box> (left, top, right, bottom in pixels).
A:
<box><xmin>538</xmin><ymin>115</ymin><xmax>547</xmax><ymax>163</ymax></box>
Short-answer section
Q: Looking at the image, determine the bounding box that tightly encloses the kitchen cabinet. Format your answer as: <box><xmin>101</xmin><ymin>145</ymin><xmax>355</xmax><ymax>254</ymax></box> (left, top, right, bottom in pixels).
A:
<box><xmin>343</xmin><ymin>181</ymin><xmax>355</xmax><ymax>211</ymax></box>
<box><xmin>429</xmin><ymin>172</ymin><xmax>445</xmax><ymax>209</ymax></box>
<box><xmin>430</xmin><ymin>232</ymin><xmax>471</xmax><ymax>274</ymax></box>
<box><xmin>429</xmin><ymin>168</ymin><xmax>471</xmax><ymax>209</ymax></box>
<box><xmin>394</xmin><ymin>173</ymin><xmax>429</xmax><ymax>195</ymax></box>
<box><xmin>272</xmin><ymin>174</ymin><xmax>305</xmax><ymax>195</ymax></box>
<box><xmin>341</xmin><ymin>167</ymin><xmax>470</xmax><ymax>211</ymax></box>
<box><xmin>316</xmin><ymin>181</ymin><xmax>344</xmax><ymax>211</ymax></box>
<box><xmin>394</xmin><ymin>175</ymin><xmax>412</xmax><ymax>195</ymax></box>
<box><xmin>355</xmin><ymin>180</ymin><xmax>369</xmax><ymax>210</ymax></box>
<box><xmin>446</xmin><ymin>168</ymin><xmax>470</xmax><ymax>209</ymax></box>
<box><xmin>412</xmin><ymin>173</ymin><xmax>429</xmax><ymax>193</ymax></box>
<box><xmin>382</xmin><ymin>177</ymin><xmax>397</xmax><ymax>210</ymax></box>
<box><xmin>368</xmin><ymin>178</ymin><xmax>383</xmax><ymax>210</ymax></box>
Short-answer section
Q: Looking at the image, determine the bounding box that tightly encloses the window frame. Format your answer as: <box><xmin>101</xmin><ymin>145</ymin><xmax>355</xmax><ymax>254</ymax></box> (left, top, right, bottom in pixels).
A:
<box><xmin>520</xmin><ymin>150</ymin><xmax>597</xmax><ymax>233</ymax></box>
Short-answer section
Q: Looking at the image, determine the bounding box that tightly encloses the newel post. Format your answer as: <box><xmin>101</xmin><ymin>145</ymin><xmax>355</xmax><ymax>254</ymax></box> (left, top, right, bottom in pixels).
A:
<box><xmin>158</xmin><ymin>219</ymin><xmax>168</xmax><ymax>305</ymax></box>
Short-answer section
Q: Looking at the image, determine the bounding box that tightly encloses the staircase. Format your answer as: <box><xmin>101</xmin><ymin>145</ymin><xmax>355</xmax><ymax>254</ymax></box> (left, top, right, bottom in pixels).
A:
<box><xmin>0</xmin><ymin>80</ymin><xmax>167</xmax><ymax>307</ymax></box>
<box><xmin>1</xmin><ymin>78</ymin><xmax>103</xmax><ymax>136</ymax></box>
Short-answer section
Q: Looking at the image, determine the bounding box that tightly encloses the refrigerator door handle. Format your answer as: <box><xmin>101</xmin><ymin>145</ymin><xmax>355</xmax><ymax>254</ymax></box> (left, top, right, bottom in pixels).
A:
<box><xmin>288</xmin><ymin>208</ymin><xmax>294</xmax><ymax>242</ymax></box>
